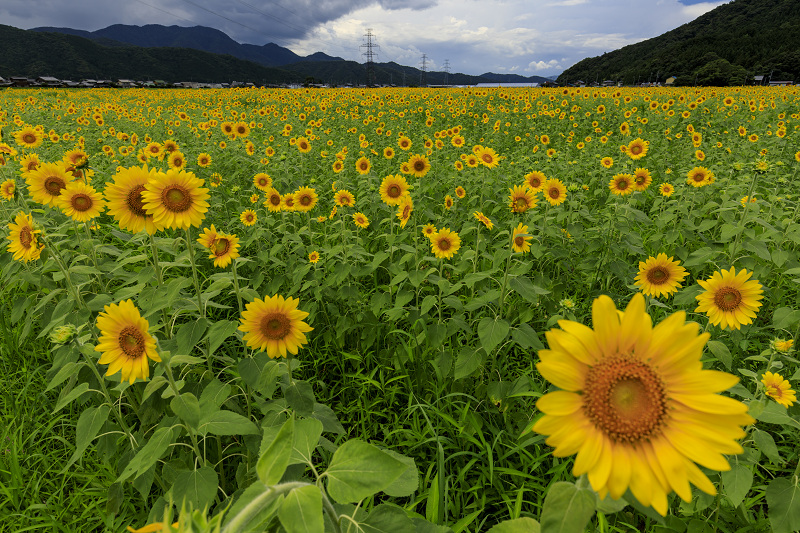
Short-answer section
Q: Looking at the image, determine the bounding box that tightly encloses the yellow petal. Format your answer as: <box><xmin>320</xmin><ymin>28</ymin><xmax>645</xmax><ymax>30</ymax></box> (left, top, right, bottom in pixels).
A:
<box><xmin>606</xmin><ymin>444</ymin><xmax>632</xmax><ymax>499</ymax></box>
<box><xmin>536</xmin><ymin>391</ymin><xmax>583</xmax><ymax>416</ymax></box>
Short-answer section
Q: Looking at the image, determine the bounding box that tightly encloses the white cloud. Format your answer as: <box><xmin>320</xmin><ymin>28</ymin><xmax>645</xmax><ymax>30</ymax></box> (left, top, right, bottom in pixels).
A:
<box><xmin>527</xmin><ymin>59</ymin><xmax>562</xmax><ymax>72</ymax></box>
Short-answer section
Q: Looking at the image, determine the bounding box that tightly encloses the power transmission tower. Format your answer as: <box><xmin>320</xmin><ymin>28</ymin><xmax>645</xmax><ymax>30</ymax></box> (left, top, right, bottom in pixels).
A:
<box><xmin>420</xmin><ymin>54</ymin><xmax>428</xmax><ymax>86</ymax></box>
<box><xmin>360</xmin><ymin>29</ymin><xmax>379</xmax><ymax>87</ymax></box>
<box><xmin>443</xmin><ymin>59</ymin><xmax>450</xmax><ymax>86</ymax></box>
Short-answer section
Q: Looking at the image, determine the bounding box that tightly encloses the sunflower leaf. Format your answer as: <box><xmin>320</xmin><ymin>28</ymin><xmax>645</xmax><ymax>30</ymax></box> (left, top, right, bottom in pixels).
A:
<box><xmin>539</xmin><ymin>481</ymin><xmax>596</xmax><ymax>533</ymax></box>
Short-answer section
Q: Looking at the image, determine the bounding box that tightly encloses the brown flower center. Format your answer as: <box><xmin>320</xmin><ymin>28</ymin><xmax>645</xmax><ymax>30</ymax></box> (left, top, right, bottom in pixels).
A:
<box><xmin>285</xmin><ymin>197</ymin><xmax>295</xmax><ymax>207</ymax></box>
<box><xmin>714</xmin><ymin>287</ymin><xmax>742</xmax><ymax>311</ymax></box>
<box><xmin>402</xmin><ymin>205</ymin><xmax>411</xmax><ymax>218</ymax></box>
<box><xmin>482</xmin><ymin>154</ymin><xmax>493</xmax><ymax>163</ymax></box>
<box><xmin>270</xmin><ymin>195</ymin><xmax>281</xmax><ymax>206</ymax></box>
<box><xmin>583</xmin><ymin>354</ymin><xmax>667</xmax><ymax>443</ymax></box>
<box><xmin>212</xmin><ymin>238</ymin><xmax>230</xmax><ymax>257</ymax></box>
<box><xmin>22</xmin><ymin>133</ymin><xmax>37</xmax><ymax>144</ymax></box>
<box><xmin>44</xmin><ymin>176</ymin><xmax>66</xmax><ymax>196</ymax></box>
<box><xmin>437</xmin><ymin>238</ymin><xmax>451</xmax><ymax>251</ymax></box>
<box><xmin>388</xmin><ymin>185</ymin><xmax>401</xmax><ymax>198</ymax></box>
<box><xmin>616</xmin><ymin>179</ymin><xmax>629</xmax><ymax>190</ymax></box>
<box><xmin>631</xmin><ymin>145</ymin><xmax>642</xmax><ymax>155</ymax></box>
<box><xmin>19</xmin><ymin>227</ymin><xmax>33</xmax><ymax>249</ymax></box>
<box><xmin>259</xmin><ymin>312</ymin><xmax>290</xmax><ymax>340</ymax></box>
<box><xmin>693</xmin><ymin>173</ymin><xmax>706</xmax><ymax>182</ymax></box>
<box><xmin>549</xmin><ymin>187</ymin><xmax>560</xmax><ymax>199</ymax></box>
<box><xmin>118</xmin><ymin>325</ymin><xmax>145</xmax><ymax>358</ymax></box>
<box><xmin>162</xmin><ymin>185</ymin><xmax>191</xmax><ymax>212</ymax></box>
<box><xmin>529</xmin><ymin>178</ymin><xmax>542</xmax><ymax>188</ymax></box>
<box><xmin>71</xmin><ymin>193</ymin><xmax>93</xmax><ymax>212</ymax></box>
<box><xmin>127</xmin><ymin>185</ymin><xmax>148</xmax><ymax>217</ymax></box>
<box><xmin>515</xmin><ymin>197</ymin><xmax>528</xmax><ymax>210</ymax></box>
<box><xmin>299</xmin><ymin>195</ymin><xmax>312</xmax><ymax>206</ymax></box>
<box><xmin>646</xmin><ymin>266</ymin><xmax>669</xmax><ymax>285</ymax></box>
<box><xmin>413</xmin><ymin>160</ymin><xmax>426</xmax><ymax>172</ymax></box>
<box><xmin>514</xmin><ymin>235</ymin><xmax>525</xmax><ymax>247</ymax></box>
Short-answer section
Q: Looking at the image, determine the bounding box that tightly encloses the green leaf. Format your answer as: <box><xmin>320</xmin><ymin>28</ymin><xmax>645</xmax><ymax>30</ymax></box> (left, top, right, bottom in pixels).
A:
<box><xmin>225</xmin><ymin>481</ymin><xmax>283</xmax><ymax>532</ymax></box>
<box><xmin>454</xmin><ymin>347</ymin><xmax>484</xmax><ymax>380</ymax></box>
<box><xmin>199</xmin><ymin>410</ymin><xmax>259</xmax><ymax>436</ymax></box>
<box><xmin>325</xmin><ymin>440</ymin><xmax>407</xmax><ymax>503</ymax></box>
<box><xmin>539</xmin><ymin>481</ymin><xmax>596</xmax><ymax>533</ymax></box>
<box><xmin>207</xmin><ymin>319</ymin><xmax>240</xmax><ymax>356</ymax></box>
<box><xmin>511</xmin><ymin>323</ymin><xmax>544</xmax><ymax>351</ymax></box>
<box><xmin>705</xmin><ymin>340</ymin><xmax>732</xmax><ymax>371</ymax></box>
<box><xmin>199</xmin><ymin>379</ymin><xmax>232</xmax><ymax>412</ymax></box>
<box><xmin>772</xmin><ymin>307</ymin><xmax>800</xmax><ymax>330</ymax></box>
<box><xmin>487</xmin><ymin>517</ymin><xmax>541</xmax><ymax>533</ymax></box>
<box><xmin>169</xmin><ymin>354</ymin><xmax>206</xmax><ymax>367</ymax></box>
<box><xmin>142</xmin><ymin>376</ymin><xmax>168</xmax><ymax>402</ymax></box>
<box><xmin>171</xmin><ymin>466</ymin><xmax>218</xmax><ymax>511</ymax></box>
<box><xmin>175</xmin><ymin>317</ymin><xmax>209</xmax><ymax>355</ymax></box>
<box><xmin>53</xmin><ymin>382</ymin><xmax>91</xmax><ymax>413</ymax></box>
<box><xmin>766</xmin><ymin>477</ymin><xmax>800</xmax><ymax>533</ymax></box>
<box><xmin>277</xmin><ymin>485</ymin><xmax>324</xmax><ymax>533</ymax></box>
<box><xmin>722</xmin><ymin>464</ymin><xmax>753</xmax><ymax>508</ymax></box>
<box><xmin>290</xmin><ymin>418</ymin><xmax>323</xmax><ymax>466</ymax></box>
<box><xmin>755</xmin><ymin>401</ymin><xmax>799</xmax><ymax>427</ymax></box>
<box><xmin>753</xmin><ymin>428</ymin><xmax>782</xmax><ymax>463</ymax></box>
<box><xmin>63</xmin><ymin>404</ymin><xmax>111</xmax><ymax>472</ymax></box>
<box><xmin>381</xmin><ymin>449</ymin><xmax>418</xmax><ymax>498</ymax></box>
<box><xmin>171</xmin><ymin>392</ymin><xmax>201</xmax><ymax>429</ymax></box>
<box><xmin>362</xmin><ymin>504</ymin><xmax>415</xmax><ymax>533</ymax></box>
<box><xmin>258</xmin><ymin>417</ymin><xmax>295</xmax><ymax>485</ymax></box>
<box><xmin>312</xmin><ymin>403</ymin><xmax>345</xmax><ymax>434</ymax></box>
<box><xmin>117</xmin><ymin>427</ymin><xmax>175</xmax><ymax>483</ymax></box>
<box><xmin>285</xmin><ymin>380</ymin><xmax>315</xmax><ymax>417</ymax></box>
<box><xmin>477</xmin><ymin>317</ymin><xmax>509</xmax><ymax>354</ymax></box>
<box><xmin>509</xmin><ymin>277</ymin><xmax>549</xmax><ymax>303</ymax></box>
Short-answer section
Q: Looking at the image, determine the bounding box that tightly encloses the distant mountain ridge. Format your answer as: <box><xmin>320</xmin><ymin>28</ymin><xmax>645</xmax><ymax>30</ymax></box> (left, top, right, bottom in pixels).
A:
<box><xmin>32</xmin><ymin>24</ymin><xmax>343</xmax><ymax>68</ymax></box>
<box><xmin>558</xmin><ymin>0</ymin><xmax>800</xmax><ymax>86</ymax></box>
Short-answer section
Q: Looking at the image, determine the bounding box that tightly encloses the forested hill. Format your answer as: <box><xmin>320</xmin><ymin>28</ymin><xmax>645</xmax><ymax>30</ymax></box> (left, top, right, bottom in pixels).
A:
<box><xmin>558</xmin><ymin>0</ymin><xmax>800</xmax><ymax>86</ymax></box>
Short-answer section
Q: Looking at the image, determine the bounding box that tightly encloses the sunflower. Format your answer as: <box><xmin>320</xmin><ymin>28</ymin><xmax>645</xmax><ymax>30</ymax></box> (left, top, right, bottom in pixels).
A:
<box><xmin>444</xmin><ymin>195</ymin><xmax>454</xmax><ymax>210</ymax></box>
<box><xmin>264</xmin><ymin>188</ymin><xmax>283</xmax><ymax>212</ymax></box>
<box><xmin>309</xmin><ymin>251</ymin><xmax>320</xmax><ymax>264</ymax></box>
<box><xmin>63</xmin><ymin>149</ymin><xmax>88</xmax><ymax>168</ymax></box>
<box><xmin>407</xmin><ymin>154</ymin><xmax>431</xmax><ymax>178</ymax></box>
<box><xmin>508</xmin><ymin>185</ymin><xmax>537</xmax><ymax>213</ymax></box>
<box><xmin>609</xmin><ymin>174</ymin><xmax>635</xmax><ymax>196</ymax></box>
<box><xmin>422</xmin><ymin>223</ymin><xmax>437</xmax><ymax>238</ymax></box>
<box><xmin>511</xmin><ymin>223</ymin><xmax>532</xmax><ymax>254</ymax></box>
<box><xmin>600</xmin><ymin>156</ymin><xmax>614</xmax><ymax>169</ymax></box>
<box><xmin>687</xmin><ymin>167</ymin><xmax>714</xmax><ymax>188</ymax></box>
<box><xmin>659</xmin><ymin>183</ymin><xmax>674</xmax><ymax>197</ymax></box>
<box><xmin>398</xmin><ymin>136</ymin><xmax>412</xmax><ymax>150</ymax></box>
<box><xmin>19</xmin><ymin>154</ymin><xmax>40</xmax><ymax>175</ymax></box>
<box><xmin>105</xmin><ymin>165</ymin><xmax>158</xmax><ymax>235</ymax></box>
<box><xmin>197</xmin><ymin>153</ymin><xmax>212</xmax><ymax>168</ymax></box>
<box><xmin>533</xmin><ymin>293</ymin><xmax>753</xmax><ymax>515</ymax></box>
<box><xmin>473</xmin><ymin>211</ymin><xmax>493</xmax><ymax>230</ymax></box>
<box><xmin>141</xmin><ymin>169</ymin><xmax>210</xmax><ymax>231</ymax></box>
<box><xmin>1</xmin><ymin>179</ymin><xmax>15</xmax><ymax>200</ymax></box>
<box><xmin>543</xmin><ymin>178</ymin><xmax>567</xmax><ymax>206</ymax></box>
<box><xmin>334</xmin><ymin>189</ymin><xmax>355</xmax><ymax>207</ymax></box>
<box><xmin>477</xmin><ymin>146</ymin><xmax>500</xmax><ymax>169</ymax></box>
<box><xmin>208</xmin><ymin>233</ymin><xmax>240</xmax><ymax>268</ymax></box>
<box><xmin>296</xmin><ymin>136</ymin><xmax>311</xmax><ymax>153</ymax></box>
<box><xmin>235</xmin><ymin>122</ymin><xmax>250</xmax><ymax>138</ymax></box>
<box><xmin>293</xmin><ymin>187</ymin><xmax>317</xmax><ymax>212</ymax></box>
<box><xmin>25</xmin><ymin>162</ymin><xmax>74</xmax><ymax>207</ymax></box>
<box><xmin>626</xmin><ymin>138</ymin><xmax>649</xmax><ymax>160</ymax></box>
<box><xmin>771</xmin><ymin>339</ymin><xmax>794</xmax><ymax>353</ymax></box>
<box><xmin>455</xmin><ymin>186</ymin><xmax>466</xmax><ymax>199</ymax></box>
<box><xmin>95</xmin><ymin>300</ymin><xmax>161</xmax><ymax>384</ymax></box>
<box><xmin>167</xmin><ymin>151</ymin><xmax>186</xmax><ymax>170</ymax></box>
<box><xmin>396</xmin><ymin>195</ymin><xmax>413</xmax><ymax>228</ymax></box>
<box><xmin>6</xmin><ymin>211</ymin><xmax>44</xmax><ymax>262</ymax></box>
<box><xmin>281</xmin><ymin>193</ymin><xmax>296</xmax><ymax>212</ymax></box>
<box><xmin>14</xmin><ymin>126</ymin><xmax>43</xmax><ymax>149</ymax></box>
<box><xmin>451</xmin><ymin>135</ymin><xmax>465</xmax><ymax>148</ymax></box>
<box><xmin>430</xmin><ymin>228</ymin><xmax>461</xmax><ymax>260</ymax></box>
<box><xmin>253</xmin><ymin>173</ymin><xmax>272</xmax><ymax>192</ymax></box>
<box><xmin>0</xmin><ymin>143</ymin><xmax>18</xmax><ymax>157</ymax></box>
<box><xmin>145</xmin><ymin>142</ymin><xmax>163</xmax><ymax>159</ymax></box>
<box><xmin>239</xmin><ymin>294</ymin><xmax>312</xmax><ymax>358</ymax></box>
<box><xmin>57</xmin><ymin>180</ymin><xmax>105</xmax><ymax>222</ymax></box>
<box><xmin>632</xmin><ymin>169</ymin><xmax>652</xmax><ymax>192</ymax></box>
<box><xmin>332</xmin><ymin>160</ymin><xmax>344</xmax><ymax>173</ymax></box>
<box><xmin>465</xmin><ymin>154</ymin><xmax>479</xmax><ymax>168</ymax></box>
<box><xmin>383</xmin><ymin>147</ymin><xmax>395</xmax><ymax>159</ymax></box>
<box><xmin>197</xmin><ymin>225</ymin><xmax>219</xmax><ymax>249</ymax></box>
<box><xmin>634</xmin><ymin>254</ymin><xmax>688</xmax><ymax>297</ymax></box>
<box><xmin>524</xmin><ymin>171</ymin><xmax>546</xmax><ymax>192</ymax></box>
<box><xmin>355</xmin><ymin>156</ymin><xmax>371</xmax><ymax>175</ymax></box>
<box><xmin>353</xmin><ymin>212</ymin><xmax>370</xmax><ymax>229</ymax></box>
<box><xmin>695</xmin><ymin>267</ymin><xmax>763</xmax><ymax>330</ymax></box>
<box><xmin>761</xmin><ymin>372</ymin><xmax>796</xmax><ymax>408</ymax></box>
<box><xmin>240</xmin><ymin>209</ymin><xmax>257</xmax><ymax>226</ymax></box>
<box><xmin>379</xmin><ymin>174</ymin><xmax>410</xmax><ymax>206</ymax></box>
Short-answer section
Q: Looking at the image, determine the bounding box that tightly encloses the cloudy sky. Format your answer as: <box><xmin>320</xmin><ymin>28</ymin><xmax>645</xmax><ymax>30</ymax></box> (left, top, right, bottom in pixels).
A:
<box><xmin>2</xmin><ymin>0</ymin><xmax>728</xmax><ymax>76</ymax></box>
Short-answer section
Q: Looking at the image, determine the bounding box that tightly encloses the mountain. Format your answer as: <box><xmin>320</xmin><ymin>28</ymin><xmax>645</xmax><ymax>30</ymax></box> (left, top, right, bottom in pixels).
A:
<box><xmin>558</xmin><ymin>0</ymin><xmax>800</xmax><ymax>86</ymax></box>
<box><xmin>32</xmin><ymin>24</ymin><xmax>343</xmax><ymax>68</ymax></box>
<box><xmin>479</xmin><ymin>73</ymin><xmax>553</xmax><ymax>84</ymax></box>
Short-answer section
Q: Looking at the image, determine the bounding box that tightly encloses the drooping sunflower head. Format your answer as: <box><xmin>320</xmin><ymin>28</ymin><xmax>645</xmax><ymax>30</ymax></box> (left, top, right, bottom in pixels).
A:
<box><xmin>634</xmin><ymin>253</ymin><xmax>688</xmax><ymax>297</ymax></box>
<box><xmin>95</xmin><ymin>299</ymin><xmax>161</xmax><ymax>384</ymax></box>
<box><xmin>760</xmin><ymin>371</ymin><xmax>796</xmax><ymax>408</ymax></box>
<box><xmin>197</xmin><ymin>225</ymin><xmax>219</xmax><ymax>249</ymax></box>
<box><xmin>695</xmin><ymin>266</ymin><xmax>763</xmax><ymax>330</ymax></box>
<box><xmin>508</xmin><ymin>184</ymin><xmax>538</xmax><ymax>213</ymax></box>
<box><xmin>396</xmin><ymin>195</ymin><xmax>413</xmax><ymax>228</ymax></box>
<box><xmin>379</xmin><ymin>174</ymin><xmax>410</xmax><ymax>206</ymax></box>
<box><xmin>430</xmin><ymin>227</ymin><xmax>461</xmax><ymax>260</ymax></box>
<box><xmin>473</xmin><ymin>211</ymin><xmax>494</xmax><ymax>230</ymax></box>
<box><xmin>57</xmin><ymin>180</ymin><xmax>105</xmax><ymax>222</ymax></box>
<box><xmin>142</xmin><ymin>169</ymin><xmax>211</xmax><ymax>231</ymax></box>
<box><xmin>6</xmin><ymin>211</ymin><xmax>44</xmax><ymax>262</ymax></box>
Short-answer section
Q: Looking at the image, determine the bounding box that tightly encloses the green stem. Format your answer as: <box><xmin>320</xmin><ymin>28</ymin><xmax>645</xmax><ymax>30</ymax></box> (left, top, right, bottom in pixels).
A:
<box><xmin>185</xmin><ymin>227</ymin><xmax>204</xmax><ymax>316</ymax></box>
<box><xmin>164</xmin><ymin>362</ymin><xmax>206</xmax><ymax>465</ymax></box>
<box><xmin>221</xmin><ymin>481</ymin><xmax>308</xmax><ymax>533</ymax></box>
<box><xmin>728</xmin><ymin>172</ymin><xmax>758</xmax><ymax>264</ymax></box>
<box><xmin>497</xmin><ymin>236</ymin><xmax>515</xmax><ymax>320</ymax></box>
<box><xmin>150</xmin><ymin>234</ymin><xmax>171</xmax><ymax>334</ymax></box>
<box><xmin>438</xmin><ymin>260</ymin><xmax>444</xmax><ymax>324</ymax></box>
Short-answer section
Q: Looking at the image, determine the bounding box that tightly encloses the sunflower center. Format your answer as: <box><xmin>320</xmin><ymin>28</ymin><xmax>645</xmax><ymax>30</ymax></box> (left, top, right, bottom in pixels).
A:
<box><xmin>616</xmin><ymin>180</ymin><xmax>629</xmax><ymax>190</ymax></box>
<box><xmin>402</xmin><ymin>205</ymin><xmax>411</xmax><ymax>218</ymax></box>
<box><xmin>438</xmin><ymin>238</ymin><xmax>451</xmax><ymax>251</ymax></box>
<box><xmin>549</xmin><ymin>187</ymin><xmax>560</xmax><ymax>199</ymax></box>
<box><xmin>22</xmin><ymin>133</ymin><xmax>36</xmax><ymax>144</ymax></box>
<box><xmin>530</xmin><ymin>179</ymin><xmax>541</xmax><ymax>188</ymax></box>
<box><xmin>693</xmin><ymin>173</ymin><xmax>706</xmax><ymax>182</ymax></box>
<box><xmin>19</xmin><ymin>227</ymin><xmax>33</xmax><ymax>248</ymax></box>
<box><xmin>44</xmin><ymin>176</ymin><xmax>66</xmax><ymax>196</ymax></box>
<box><xmin>631</xmin><ymin>145</ymin><xmax>642</xmax><ymax>155</ymax></box>
<box><xmin>270</xmin><ymin>195</ymin><xmax>281</xmax><ymax>206</ymax></box>
<box><xmin>72</xmin><ymin>193</ymin><xmax>93</xmax><ymax>212</ymax></box>
<box><xmin>482</xmin><ymin>154</ymin><xmax>493</xmax><ymax>163</ymax></box>
<box><xmin>127</xmin><ymin>185</ymin><xmax>148</xmax><ymax>217</ymax></box>
<box><xmin>514</xmin><ymin>235</ymin><xmax>525</xmax><ymax>247</ymax></box>
<box><xmin>212</xmin><ymin>238</ymin><xmax>230</xmax><ymax>257</ymax></box>
<box><xmin>162</xmin><ymin>185</ymin><xmax>191</xmax><ymax>212</ymax></box>
<box><xmin>515</xmin><ymin>198</ymin><xmax>528</xmax><ymax>209</ymax></box>
<box><xmin>583</xmin><ymin>354</ymin><xmax>667</xmax><ymax>443</ymax></box>
<box><xmin>413</xmin><ymin>160</ymin><xmax>425</xmax><ymax>171</ymax></box>
<box><xmin>259</xmin><ymin>312</ymin><xmax>290</xmax><ymax>340</ymax></box>
<box><xmin>714</xmin><ymin>287</ymin><xmax>742</xmax><ymax>311</ymax></box>
<box><xmin>646</xmin><ymin>266</ymin><xmax>669</xmax><ymax>285</ymax></box>
<box><xmin>388</xmin><ymin>185</ymin><xmax>401</xmax><ymax>198</ymax></box>
<box><xmin>27</xmin><ymin>161</ymin><xmax>39</xmax><ymax>171</ymax></box>
<box><xmin>118</xmin><ymin>326</ymin><xmax>145</xmax><ymax>358</ymax></box>
<box><xmin>300</xmin><ymin>195</ymin><xmax>312</xmax><ymax>206</ymax></box>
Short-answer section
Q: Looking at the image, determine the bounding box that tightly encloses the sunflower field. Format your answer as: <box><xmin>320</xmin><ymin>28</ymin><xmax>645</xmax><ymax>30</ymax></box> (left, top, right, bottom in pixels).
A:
<box><xmin>0</xmin><ymin>86</ymin><xmax>799</xmax><ymax>533</ymax></box>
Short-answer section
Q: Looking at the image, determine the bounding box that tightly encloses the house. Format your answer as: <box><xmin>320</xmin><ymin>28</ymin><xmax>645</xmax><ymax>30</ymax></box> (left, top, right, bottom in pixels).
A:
<box><xmin>37</xmin><ymin>76</ymin><xmax>62</xmax><ymax>87</ymax></box>
<box><xmin>602</xmin><ymin>80</ymin><xmax>616</xmax><ymax>87</ymax></box>
<box><xmin>473</xmin><ymin>82</ymin><xmax>540</xmax><ymax>88</ymax></box>
<box><xmin>769</xmin><ymin>80</ymin><xmax>793</xmax><ymax>86</ymax></box>
<box><xmin>754</xmin><ymin>75</ymin><xmax>765</xmax><ymax>85</ymax></box>
<box><xmin>10</xmin><ymin>77</ymin><xmax>31</xmax><ymax>87</ymax></box>
<box><xmin>117</xmin><ymin>79</ymin><xmax>138</xmax><ymax>88</ymax></box>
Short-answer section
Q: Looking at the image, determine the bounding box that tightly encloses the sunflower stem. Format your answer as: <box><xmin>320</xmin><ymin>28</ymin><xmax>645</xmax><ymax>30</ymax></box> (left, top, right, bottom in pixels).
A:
<box><xmin>438</xmin><ymin>260</ymin><xmax>444</xmax><ymax>324</ymax></box>
<box><xmin>728</xmin><ymin>171</ymin><xmax>758</xmax><ymax>265</ymax></box>
<box><xmin>185</xmin><ymin>226</ymin><xmax>213</xmax><ymax>375</ymax></box>
<box><xmin>497</xmin><ymin>237</ymin><xmax>515</xmax><ymax>320</ymax></box>
<box><xmin>164</xmin><ymin>362</ymin><xmax>206</xmax><ymax>466</ymax></box>
<box><xmin>83</xmin><ymin>221</ymin><xmax>106</xmax><ymax>293</ymax></box>
<box><xmin>221</xmin><ymin>481</ymin><xmax>308</xmax><ymax>533</ymax></box>
<box><xmin>149</xmin><ymin>234</ymin><xmax>171</xmax><ymax>334</ymax></box>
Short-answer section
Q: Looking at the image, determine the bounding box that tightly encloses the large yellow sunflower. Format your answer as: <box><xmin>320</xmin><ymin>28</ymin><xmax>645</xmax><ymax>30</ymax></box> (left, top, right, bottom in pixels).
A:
<box><xmin>57</xmin><ymin>180</ymin><xmax>105</xmax><ymax>222</ymax></box>
<box><xmin>105</xmin><ymin>165</ymin><xmax>158</xmax><ymax>235</ymax></box>
<box><xmin>430</xmin><ymin>228</ymin><xmax>460</xmax><ymax>260</ymax></box>
<box><xmin>379</xmin><ymin>174</ymin><xmax>410</xmax><ymax>206</ymax></box>
<box><xmin>95</xmin><ymin>300</ymin><xmax>160</xmax><ymax>384</ymax></box>
<box><xmin>334</xmin><ymin>189</ymin><xmax>355</xmax><ymax>207</ymax></box>
<box><xmin>1</xmin><ymin>179</ymin><xmax>15</xmax><ymax>200</ymax></box>
<box><xmin>25</xmin><ymin>162</ymin><xmax>74</xmax><ymax>207</ymax></box>
<box><xmin>626</xmin><ymin>138</ymin><xmax>649</xmax><ymax>160</ymax></box>
<box><xmin>407</xmin><ymin>154</ymin><xmax>431</xmax><ymax>178</ymax></box>
<box><xmin>293</xmin><ymin>186</ymin><xmax>318</xmax><ymax>212</ymax></box>
<box><xmin>238</xmin><ymin>294</ymin><xmax>313</xmax><ymax>358</ymax></box>
<box><xmin>477</xmin><ymin>146</ymin><xmax>500</xmax><ymax>169</ymax></box>
<box><xmin>609</xmin><ymin>174</ymin><xmax>635</xmax><ymax>196</ymax></box>
<box><xmin>524</xmin><ymin>171</ymin><xmax>546</xmax><ymax>193</ymax></box>
<box><xmin>533</xmin><ymin>294</ymin><xmax>753</xmax><ymax>516</ymax></box>
<box><xmin>543</xmin><ymin>178</ymin><xmax>567</xmax><ymax>206</ymax></box>
<box><xmin>508</xmin><ymin>185</ymin><xmax>537</xmax><ymax>213</ymax></box>
<box><xmin>142</xmin><ymin>169</ymin><xmax>210</xmax><ymax>231</ymax></box>
<box><xmin>208</xmin><ymin>233</ymin><xmax>240</xmax><ymax>268</ymax></box>
<box><xmin>6</xmin><ymin>211</ymin><xmax>44</xmax><ymax>262</ymax></box>
<box><xmin>695</xmin><ymin>267</ymin><xmax>763</xmax><ymax>330</ymax></box>
<box><xmin>253</xmin><ymin>173</ymin><xmax>272</xmax><ymax>192</ymax></box>
<box><xmin>14</xmin><ymin>126</ymin><xmax>43</xmax><ymax>149</ymax></box>
<box><xmin>511</xmin><ymin>223</ymin><xmax>532</xmax><ymax>254</ymax></box>
<box><xmin>634</xmin><ymin>254</ymin><xmax>688</xmax><ymax>297</ymax></box>
<box><xmin>687</xmin><ymin>167</ymin><xmax>715</xmax><ymax>188</ymax></box>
